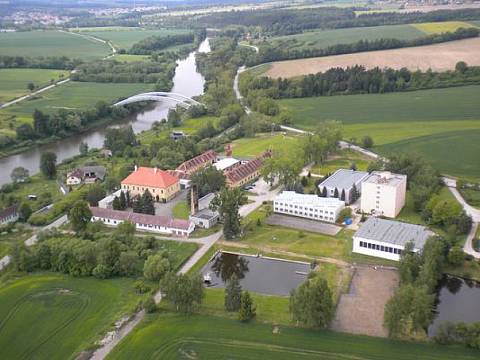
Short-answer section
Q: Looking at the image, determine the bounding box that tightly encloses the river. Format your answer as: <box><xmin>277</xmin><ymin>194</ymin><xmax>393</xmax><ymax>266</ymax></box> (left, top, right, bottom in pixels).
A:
<box><xmin>0</xmin><ymin>38</ymin><xmax>211</xmax><ymax>186</ymax></box>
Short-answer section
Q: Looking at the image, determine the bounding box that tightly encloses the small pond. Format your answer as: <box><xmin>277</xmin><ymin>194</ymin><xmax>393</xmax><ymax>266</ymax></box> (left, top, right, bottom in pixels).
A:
<box><xmin>428</xmin><ymin>275</ymin><xmax>480</xmax><ymax>336</ymax></box>
<box><xmin>201</xmin><ymin>252</ymin><xmax>311</xmax><ymax>296</ymax></box>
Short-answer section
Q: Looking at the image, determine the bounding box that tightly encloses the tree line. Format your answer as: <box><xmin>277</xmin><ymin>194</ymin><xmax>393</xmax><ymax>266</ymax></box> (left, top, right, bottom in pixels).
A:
<box><xmin>0</xmin><ymin>55</ymin><xmax>81</xmax><ymax>70</ymax></box>
<box><xmin>240</xmin><ymin>62</ymin><xmax>480</xmax><ymax>114</ymax></box>
<box><xmin>246</xmin><ymin>27</ymin><xmax>480</xmax><ymax>66</ymax></box>
<box><xmin>129</xmin><ymin>33</ymin><xmax>196</xmax><ymax>55</ymax></box>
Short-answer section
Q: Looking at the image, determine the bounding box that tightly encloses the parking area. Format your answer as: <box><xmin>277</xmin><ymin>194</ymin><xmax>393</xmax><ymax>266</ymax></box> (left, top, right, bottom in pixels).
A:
<box><xmin>154</xmin><ymin>189</ymin><xmax>187</xmax><ymax>217</ymax></box>
<box><xmin>331</xmin><ymin>267</ymin><xmax>399</xmax><ymax>337</ymax></box>
<box><xmin>265</xmin><ymin>214</ymin><xmax>342</xmax><ymax>236</ymax></box>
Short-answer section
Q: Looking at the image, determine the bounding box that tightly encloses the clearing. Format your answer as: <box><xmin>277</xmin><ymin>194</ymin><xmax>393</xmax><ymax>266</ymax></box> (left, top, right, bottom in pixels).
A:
<box><xmin>332</xmin><ymin>267</ymin><xmax>399</xmax><ymax>337</ymax></box>
<box><xmin>0</xmin><ymin>30</ymin><xmax>109</xmax><ymax>60</ymax></box>
<box><xmin>107</xmin><ymin>313</ymin><xmax>479</xmax><ymax>359</ymax></box>
<box><xmin>0</xmin><ymin>69</ymin><xmax>69</xmax><ymax>104</ymax></box>
<box><xmin>265</xmin><ymin>37</ymin><xmax>480</xmax><ymax>78</ymax></box>
<box><xmin>0</xmin><ymin>273</ymin><xmax>145</xmax><ymax>360</ymax></box>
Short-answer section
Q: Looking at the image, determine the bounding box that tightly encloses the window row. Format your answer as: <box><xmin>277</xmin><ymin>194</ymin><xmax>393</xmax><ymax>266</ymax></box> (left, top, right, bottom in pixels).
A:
<box><xmin>359</xmin><ymin>241</ymin><xmax>402</xmax><ymax>255</ymax></box>
<box><xmin>276</xmin><ymin>208</ymin><xmax>334</xmax><ymax>222</ymax></box>
<box><xmin>275</xmin><ymin>203</ymin><xmax>334</xmax><ymax>215</ymax></box>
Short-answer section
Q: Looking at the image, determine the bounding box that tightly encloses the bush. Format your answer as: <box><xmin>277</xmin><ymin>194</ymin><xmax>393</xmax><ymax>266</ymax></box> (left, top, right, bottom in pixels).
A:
<box><xmin>144</xmin><ymin>297</ymin><xmax>157</xmax><ymax>313</ymax></box>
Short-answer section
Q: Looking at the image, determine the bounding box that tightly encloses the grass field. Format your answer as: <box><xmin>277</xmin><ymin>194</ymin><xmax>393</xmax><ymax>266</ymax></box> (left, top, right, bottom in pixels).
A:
<box><xmin>0</xmin><ymin>81</ymin><xmax>153</xmax><ymax>131</ymax></box>
<box><xmin>172</xmin><ymin>201</ymin><xmax>190</xmax><ymax>219</ymax></box>
<box><xmin>412</xmin><ymin>21</ymin><xmax>478</xmax><ymax>34</ymax></box>
<box><xmin>107</xmin><ymin>313</ymin><xmax>479</xmax><ymax>359</ymax></box>
<box><xmin>0</xmin><ymin>273</ymin><xmax>145</xmax><ymax>360</ymax></box>
<box><xmin>229</xmin><ymin>133</ymin><xmax>301</xmax><ymax>158</ymax></box>
<box><xmin>0</xmin><ymin>30</ymin><xmax>109</xmax><ymax>59</ymax></box>
<box><xmin>112</xmin><ymin>54</ymin><xmax>150</xmax><ymax>62</ymax></box>
<box><xmin>311</xmin><ymin>149</ymin><xmax>372</xmax><ymax>175</ymax></box>
<box><xmin>459</xmin><ymin>187</ymin><xmax>480</xmax><ymax>208</ymax></box>
<box><xmin>277</xmin><ymin>86</ymin><xmax>480</xmax><ymax>179</ymax></box>
<box><xmin>85</xmin><ymin>28</ymin><xmax>191</xmax><ymax>50</ymax></box>
<box><xmin>0</xmin><ymin>69</ymin><xmax>68</xmax><ymax>103</ymax></box>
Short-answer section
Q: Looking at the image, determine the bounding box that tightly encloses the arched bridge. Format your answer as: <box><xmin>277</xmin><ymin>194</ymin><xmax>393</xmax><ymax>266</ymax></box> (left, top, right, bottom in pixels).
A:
<box><xmin>113</xmin><ymin>92</ymin><xmax>203</xmax><ymax>108</ymax></box>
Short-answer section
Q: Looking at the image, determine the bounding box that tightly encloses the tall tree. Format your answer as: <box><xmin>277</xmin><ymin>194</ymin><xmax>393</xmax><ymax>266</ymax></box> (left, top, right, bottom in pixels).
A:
<box><xmin>141</xmin><ymin>189</ymin><xmax>155</xmax><ymax>215</ymax></box>
<box><xmin>69</xmin><ymin>200</ymin><xmax>92</xmax><ymax>233</ymax></box>
<box><xmin>160</xmin><ymin>272</ymin><xmax>204</xmax><ymax>314</ymax></box>
<box><xmin>33</xmin><ymin>109</ymin><xmax>49</xmax><ymax>136</ymax></box>
<box><xmin>119</xmin><ymin>191</ymin><xmax>127</xmax><ymax>210</ymax></box>
<box><xmin>225</xmin><ymin>274</ymin><xmax>242</xmax><ymax>312</ymax></box>
<box><xmin>210</xmin><ymin>187</ymin><xmax>247</xmax><ymax>240</ymax></box>
<box><xmin>10</xmin><ymin>166</ymin><xmax>29</xmax><ymax>183</ymax></box>
<box><xmin>40</xmin><ymin>152</ymin><xmax>57</xmax><ymax>179</ymax></box>
<box><xmin>86</xmin><ymin>184</ymin><xmax>106</xmax><ymax>206</ymax></box>
<box><xmin>238</xmin><ymin>291</ymin><xmax>256</xmax><ymax>322</ymax></box>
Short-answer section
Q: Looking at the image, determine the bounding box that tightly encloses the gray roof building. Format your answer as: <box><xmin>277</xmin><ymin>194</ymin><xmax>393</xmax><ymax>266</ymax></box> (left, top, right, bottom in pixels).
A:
<box><xmin>318</xmin><ymin>169</ymin><xmax>369</xmax><ymax>204</ymax></box>
<box><xmin>354</xmin><ymin>217</ymin><xmax>433</xmax><ymax>250</ymax></box>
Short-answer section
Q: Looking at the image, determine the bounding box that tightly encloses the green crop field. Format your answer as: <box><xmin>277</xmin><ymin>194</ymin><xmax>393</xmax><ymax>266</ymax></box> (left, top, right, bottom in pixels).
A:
<box><xmin>0</xmin><ymin>81</ymin><xmax>153</xmax><ymax>131</ymax></box>
<box><xmin>412</xmin><ymin>21</ymin><xmax>478</xmax><ymax>34</ymax></box>
<box><xmin>259</xmin><ymin>24</ymin><xmax>425</xmax><ymax>52</ymax></box>
<box><xmin>230</xmin><ymin>133</ymin><xmax>301</xmax><ymax>158</ymax></box>
<box><xmin>277</xmin><ymin>86</ymin><xmax>480</xmax><ymax>179</ymax></box>
<box><xmin>85</xmin><ymin>28</ymin><xmax>192</xmax><ymax>50</ymax></box>
<box><xmin>0</xmin><ymin>30</ymin><xmax>110</xmax><ymax>59</ymax></box>
<box><xmin>0</xmin><ymin>69</ymin><xmax>68</xmax><ymax>103</ymax></box>
<box><xmin>0</xmin><ymin>273</ymin><xmax>145</xmax><ymax>360</ymax></box>
<box><xmin>107</xmin><ymin>313</ymin><xmax>479</xmax><ymax>359</ymax></box>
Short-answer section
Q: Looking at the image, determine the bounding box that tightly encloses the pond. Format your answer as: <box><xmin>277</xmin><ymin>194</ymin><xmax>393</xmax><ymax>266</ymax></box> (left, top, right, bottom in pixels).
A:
<box><xmin>201</xmin><ymin>252</ymin><xmax>311</xmax><ymax>296</ymax></box>
<box><xmin>428</xmin><ymin>275</ymin><xmax>480</xmax><ymax>336</ymax></box>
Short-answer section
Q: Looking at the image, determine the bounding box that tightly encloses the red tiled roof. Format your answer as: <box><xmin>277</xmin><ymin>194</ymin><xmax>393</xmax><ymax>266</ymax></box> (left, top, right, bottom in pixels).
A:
<box><xmin>0</xmin><ymin>206</ymin><xmax>17</xmax><ymax>221</ymax></box>
<box><xmin>225</xmin><ymin>151</ymin><xmax>271</xmax><ymax>184</ymax></box>
<box><xmin>121</xmin><ymin>167</ymin><xmax>178</xmax><ymax>189</ymax></box>
<box><xmin>176</xmin><ymin>150</ymin><xmax>217</xmax><ymax>175</ymax></box>
<box><xmin>90</xmin><ymin>207</ymin><xmax>191</xmax><ymax>230</ymax></box>
<box><xmin>167</xmin><ymin>169</ymin><xmax>190</xmax><ymax>181</ymax></box>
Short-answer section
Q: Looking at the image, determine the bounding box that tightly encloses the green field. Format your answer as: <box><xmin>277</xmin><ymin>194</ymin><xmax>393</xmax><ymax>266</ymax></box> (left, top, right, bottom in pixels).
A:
<box><xmin>277</xmin><ymin>86</ymin><xmax>480</xmax><ymax>179</ymax></box>
<box><xmin>259</xmin><ymin>24</ymin><xmax>425</xmax><ymax>52</ymax></box>
<box><xmin>107</xmin><ymin>313</ymin><xmax>479</xmax><ymax>359</ymax></box>
<box><xmin>0</xmin><ymin>30</ymin><xmax>109</xmax><ymax>59</ymax></box>
<box><xmin>0</xmin><ymin>69</ymin><xmax>68</xmax><ymax>103</ymax></box>
<box><xmin>230</xmin><ymin>133</ymin><xmax>301</xmax><ymax>158</ymax></box>
<box><xmin>412</xmin><ymin>21</ymin><xmax>478</xmax><ymax>34</ymax></box>
<box><xmin>172</xmin><ymin>201</ymin><xmax>190</xmax><ymax>219</ymax></box>
<box><xmin>311</xmin><ymin>149</ymin><xmax>371</xmax><ymax>175</ymax></box>
<box><xmin>0</xmin><ymin>81</ymin><xmax>153</xmax><ymax>132</ymax></box>
<box><xmin>0</xmin><ymin>273</ymin><xmax>144</xmax><ymax>360</ymax></box>
<box><xmin>85</xmin><ymin>28</ymin><xmax>192</xmax><ymax>50</ymax></box>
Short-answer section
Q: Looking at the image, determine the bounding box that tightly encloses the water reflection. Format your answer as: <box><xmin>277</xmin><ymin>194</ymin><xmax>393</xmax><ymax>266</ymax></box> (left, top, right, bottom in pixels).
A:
<box><xmin>211</xmin><ymin>253</ymin><xmax>249</xmax><ymax>282</ymax></box>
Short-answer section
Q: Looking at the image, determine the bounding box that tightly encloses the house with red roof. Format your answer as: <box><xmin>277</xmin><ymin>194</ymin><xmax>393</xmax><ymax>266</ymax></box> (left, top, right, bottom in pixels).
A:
<box><xmin>121</xmin><ymin>166</ymin><xmax>180</xmax><ymax>203</ymax></box>
<box><xmin>175</xmin><ymin>150</ymin><xmax>217</xmax><ymax>177</ymax></box>
<box><xmin>225</xmin><ymin>150</ymin><xmax>272</xmax><ymax>188</ymax></box>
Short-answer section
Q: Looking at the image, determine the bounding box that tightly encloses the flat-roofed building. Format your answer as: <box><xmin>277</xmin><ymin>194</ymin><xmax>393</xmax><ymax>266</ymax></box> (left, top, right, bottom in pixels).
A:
<box><xmin>121</xmin><ymin>166</ymin><xmax>180</xmax><ymax>203</ymax></box>
<box><xmin>318</xmin><ymin>169</ymin><xmax>369</xmax><ymax>204</ymax></box>
<box><xmin>352</xmin><ymin>217</ymin><xmax>433</xmax><ymax>261</ymax></box>
<box><xmin>273</xmin><ymin>191</ymin><xmax>345</xmax><ymax>223</ymax></box>
<box><xmin>361</xmin><ymin>171</ymin><xmax>407</xmax><ymax>218</ymax></box>
<box><xmin>214</xmin><ymin>157</ymin><xmax>240</xmax><ymax>172</ymax></box>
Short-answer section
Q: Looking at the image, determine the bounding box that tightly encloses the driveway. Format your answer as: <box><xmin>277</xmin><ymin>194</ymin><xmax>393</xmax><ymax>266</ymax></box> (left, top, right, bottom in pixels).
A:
<box><xmin>154</xmin><ymin>190</ymin><xmax>187</xmax><ymax>217</ymax></box>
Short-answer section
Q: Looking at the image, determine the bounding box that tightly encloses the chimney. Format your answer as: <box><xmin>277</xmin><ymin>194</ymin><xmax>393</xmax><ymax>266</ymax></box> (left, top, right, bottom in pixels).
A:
<box><xmin>134</xmin><ymin>165</ymin><xmax>138</xmax><ymax>172</ymax></box>
<box><xmin>190</xmin><ymin>184</ymin><xmax>199</xmax><ymax>215</ymax></box>
<box><xmin>225</xmin><ymin>143</ymin><xmax>232</xmax><ymax>157</ymax></box>
<box><xmin>154</xmin><ymin>167</ymin><xmax>157</xmax><ymax>174</ymax></box>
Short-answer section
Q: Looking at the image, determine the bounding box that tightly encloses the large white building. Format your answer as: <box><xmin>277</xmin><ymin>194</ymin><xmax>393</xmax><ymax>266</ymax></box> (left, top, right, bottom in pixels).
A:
<box><xmin>273</xmin><ymin>191</ymin><xmax>345</xmax><ymax>223</ymax></box>
<box><xmin>352</xmin><ymin>217</ymin><xmax>433</xmax><ymax>261</ymax></box>
<box><xmin>361</xmin><ymin>171</ymin><xmax>407</xmax><ymax>218</ymax></box>
<box><xmin>318</xmin><ymin>169</ymin><xmax>369</xmax><ymax>204</ymax></box>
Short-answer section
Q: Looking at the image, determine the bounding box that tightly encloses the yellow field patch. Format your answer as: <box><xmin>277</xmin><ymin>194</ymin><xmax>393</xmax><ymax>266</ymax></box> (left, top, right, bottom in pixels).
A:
<box><xmin>412</xmin><ymin>21</ymin><xmax>478</xmax><ymax>34</ymax></box>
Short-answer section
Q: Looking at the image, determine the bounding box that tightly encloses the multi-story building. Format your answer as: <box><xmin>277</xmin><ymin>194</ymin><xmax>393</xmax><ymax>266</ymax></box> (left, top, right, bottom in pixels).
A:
<box><xmin>352</xmin><ymin>217</ymin><xmax>432</xmax><ymax>261</ymax></box>
<box><xmin>318</xmin><ymin>169</ymin><xmax>369</xmax><ymax>204</ymax></box>
<box><xmin>273</xmin><ymin>191</ymin><xmax>345</xmax><ymax>223</ymax></box>
<box><xmin>121</xmin><ymin>166</ymin><xmax>180</xmax><ymax>203</ymax></box>
<box><xmin>361</xmin><ymin>171</ymin><xmax>407</xmax><ymax>218</ymax></box>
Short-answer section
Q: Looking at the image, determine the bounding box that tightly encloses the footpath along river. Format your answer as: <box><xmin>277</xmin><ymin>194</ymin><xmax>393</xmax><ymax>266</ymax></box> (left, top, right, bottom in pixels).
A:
<box><xmin>0</xmin><ymin>38</ymin><xmax>211</xmax><ymax>186</ymax></box>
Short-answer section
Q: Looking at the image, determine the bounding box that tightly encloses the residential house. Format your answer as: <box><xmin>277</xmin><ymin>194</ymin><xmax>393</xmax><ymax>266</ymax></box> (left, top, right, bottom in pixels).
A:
<box><xmin>225</xmin><ymin>151</ymin><xmax>271</xmax><ymax>188</ymax></box>
<box><xmin>66</xmin><ymin>166</ymin><xmax>106</xmax><ymax>185</ymax></box>
<box><xmin>175</xmin><ymin>150</ymin><xmax>217</xmax><ymax>178</ymax></box>
<box><xmin>0</xmin><ymin>206</ymin><xmax>18</xmax><ymax>225</ymax></box>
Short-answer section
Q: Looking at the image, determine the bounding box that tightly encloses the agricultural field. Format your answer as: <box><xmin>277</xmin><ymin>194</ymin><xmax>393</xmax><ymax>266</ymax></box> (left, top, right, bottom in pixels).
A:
<box><xmin>107</xmin><ymin>313</ymin><xmax>479</xmax><ymax>360</ymax></box>
<box><xmin>411</xmin><ymin>21</ymin><xmax>478</xmax><ymax>34</ymax></box>
<box><xmin>83</xmin><ymin>28</ymin><xmax>192</xmax><ymax>50</ymax></box>
<box><xmin>265</xmin><ymin>37</ymin><xmax>480</xmax><ymax>78</ymax></box>
<box><xmin>0</xmin><ymin>30</ymin><xmax>110</xmax><ymax>60</ymax></box>
<box><xmin>277</xmin><ymin>86</ymin><xmax>480</xmax><ymax>179</ymax></box>
<box><xmin>0</xmin><ymin>81</ymin><xmax>153</xmax><ymax>132</ymax></box>
<box><xmin>0</xmin><ymin>69</ymin><xmax>69</xmax><ymax>104</ymax></box>
<box><xmin>0</xmin><ymin>273</ymin><xmax>145</xmax><ymax>360</ymax></box>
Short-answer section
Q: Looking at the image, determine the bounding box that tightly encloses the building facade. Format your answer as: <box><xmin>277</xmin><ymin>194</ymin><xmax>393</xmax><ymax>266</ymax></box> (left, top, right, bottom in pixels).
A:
<box><xmin>273</xmin><ymin>191</ymin><xmax>345</xmax><ymax>223</ymax></box>
<box><xmin>121</xmin><ymin>166</ymin><xmax>180</xmax><ymax>203</ymax></box>
<box><xmin>361</xmin><ymin>171</ymin><xmax>407</xmax><ymax>218</ymax></box>
<box><xmin>175</xmin><ymin>150</ymin><xmax>217</xmax><ymax>177</ymax></box>
<box><xmin>90</xmin><ymin>207</ymin><xmax>195</xmax><ymax>237</ymax></box>
<box><xmin>225</xmin><ymin>151</ymin><xmax>271</xmax><ymax>188</ymax></box>
<box><xmin>318</xmin><ymin>169</ymin><xmax>369</xmax><ymax>204</ymax></box>
<box><xmin>352</xmin><ymin>217</ymin><xmax>432</xmax><ymax>261</ymax></box>
<box><xmin>0</xmin><ymin>206</ymin><xmax>18</xmax><ymax>225</ymax></box>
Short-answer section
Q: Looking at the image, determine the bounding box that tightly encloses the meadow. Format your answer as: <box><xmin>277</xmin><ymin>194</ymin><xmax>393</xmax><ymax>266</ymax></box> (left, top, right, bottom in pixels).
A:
<box><xmin>0</xmin><ymin>30</ymin><xmax>109</xmax><ymax>59</ymax></box>
<box><xmin>0</xmin><ymin>273</ymin><xmax>145</xmax><ymax>360</ymax></box>
<box><xmin>0</xmin><ymin>69</ymin><xmax>68</xmax><ymax>104</ymax></box>
<box><xmin>229</xmin><ymin>133</ymin><xmax>301</xmax><ymax>158</ymax></box>
<box><xmin>107</xmin><ymin>313</ymin><xmax>479</xmax><ymax>359</ymax></box>
<box><xmin>277</xmin><ymin>86</ymin><xmax>480</xmax><ymax>179</ymax></box>
<box><xmin>412</xmin><ymin>21</ymin><xmax>479</xmax><ymax>34</ymax></box>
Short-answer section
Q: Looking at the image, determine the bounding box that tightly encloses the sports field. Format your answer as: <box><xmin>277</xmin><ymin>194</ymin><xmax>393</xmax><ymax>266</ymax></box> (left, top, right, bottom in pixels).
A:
<box><xmin>277</xmin><ymin>86</ymin><xmax>480</xmax><ymax>179</ymax></box>
<box><xmin>0</xmin><ymin>274</ymin><xmax>144</xmax><ymax>360</ymax></box>
<box><xmin>85</xmin><ymin>28</ymin><xmax>192</xmax><ymax>50</ymax></box>
<box><xmin>0</xmin><ymin>30</ymin><xmax>110</xmax><ymax>59</ymax></box>
<box><xmin>0</xmin><ymin>69</ymin><xmax>68</xmax><ymax>103</ymax></box>
<box><xmin>107</xmin><ymin>313</ymin><xmax>479</xmax><ymax>359</ymax></box>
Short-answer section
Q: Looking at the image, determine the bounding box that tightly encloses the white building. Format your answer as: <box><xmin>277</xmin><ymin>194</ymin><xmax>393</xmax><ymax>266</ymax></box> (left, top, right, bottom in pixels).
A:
<box><xmin>318</xmin><ymin>169</ymin><xmax>369</xmax><ymax>204</ymax></box>
<box><xmin>98</xmin><ymin>189</ymin><xmax>123</xmax><ymax>209</ymax></box>
<box><xmin>214</xmin><ymin>157</ymin><xmax>240</xmax><ymax>172</ymax></box>
<box><xmin>352</xmin><ymin>217</ymin><xmax>433</xmax><ymax>261</ymax></box>
<box><xmin>273</xmin><ymin>191</ymin><xmax>345</xmax><ymax>223</ymax></box>
<box><xmin>361</xmin><ymin>171</ymin><xmax>407</xmax><ymax>218</ymax></box>
<box><xmin>90</xmin><ymin>207</ymin><xmax>195</xmax><ymax>237</ymax></box>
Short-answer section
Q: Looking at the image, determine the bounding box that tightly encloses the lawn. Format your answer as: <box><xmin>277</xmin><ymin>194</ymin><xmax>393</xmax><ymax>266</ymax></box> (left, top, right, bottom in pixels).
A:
<box><xmin>459</xmin><ymin>187</ymin><xmax>480</xmax><ymax>208</ymax></box>
<box><xmin>0</xmin><ymin>227</ymin><xmax>33</xmax><ymax>258</ymax></box>
<box><xmin>0</xmin><ymin>69</ymin><xmax>69</xmax><ymax>103</ymax></box>
<box><xmin>311</xmin><ymin>149</ymin><xmax>371</xmax><ymax>176</ymax></box>
<box><xmin>172</xmin><ymin>201</ymin><xmax>190</xmax><ymax>219</ymax></box>
<box><xmin>85</xmin><ymin>28</ymin><xmax>192</xmax><ymax>50</ymax></box>
<box><xmin>107</xmin><ymin>313</ymin><xmax>479</xmax><ymax>359</ymax></box>
<box><xmin>412</xmin><ymin>21</ymin><xmax>479</xmax><ymax>34</ymax></box>
<box><xmin>0</xmin><ymin>273</ymin><xmax>145</xmax><ymax>360</ymax></box>
<box><xmin>0</xmin><ymin>30</ymin><xmax>109</xmax><ymax>59</ymax></box>
<box><xmin>229</xmin><ymin>133</ymin><xmax>302</xmax><ymax>158</ymax></box>
<box><xmin>278</xmin><ymin>86</ymin><xmax>480</xmax><ymax>179</ymax></box>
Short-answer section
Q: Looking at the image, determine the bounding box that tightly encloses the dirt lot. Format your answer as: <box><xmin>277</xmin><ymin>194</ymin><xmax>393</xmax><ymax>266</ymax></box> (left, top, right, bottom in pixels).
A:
<box><xmin>266</xmin><ymin>37</ymin><xmax>480</xmax><ymax>78</ymax></box>
<box><xmin>331</xmin><ymin>267</ymin><xmax>399</xmax><ymax>337</ymax></box>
